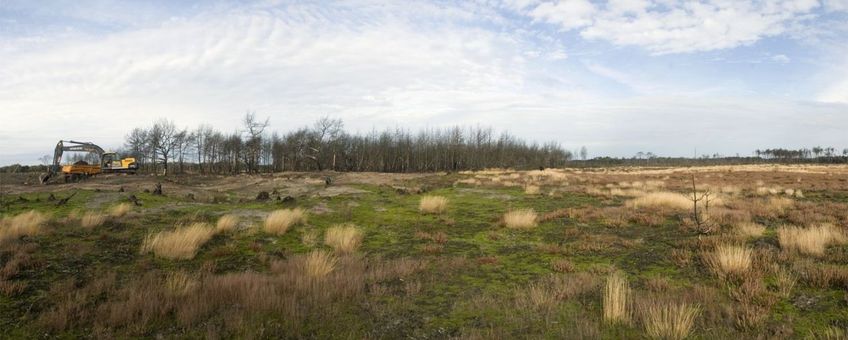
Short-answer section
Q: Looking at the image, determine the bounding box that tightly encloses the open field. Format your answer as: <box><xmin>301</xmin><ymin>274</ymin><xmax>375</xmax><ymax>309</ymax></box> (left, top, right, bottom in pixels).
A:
<box><xmin>1</xmin><ymin>164</ymin><xmax>848</xmax><ymax>338</ymax></box>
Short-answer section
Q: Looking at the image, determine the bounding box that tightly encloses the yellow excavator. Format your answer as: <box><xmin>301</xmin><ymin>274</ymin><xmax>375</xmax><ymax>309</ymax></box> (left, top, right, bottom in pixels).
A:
<box><xmin>40</xmin><ymin>140</ymin><xmax>138</xmax><ymax>184</ymax></box>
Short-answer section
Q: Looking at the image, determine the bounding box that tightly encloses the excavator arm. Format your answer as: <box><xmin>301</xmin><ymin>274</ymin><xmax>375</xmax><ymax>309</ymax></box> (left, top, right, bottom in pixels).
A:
<box><xmin>40</xmin><ymin>140</ymin><xmax>106</xmax><ymax>184</ymax></box>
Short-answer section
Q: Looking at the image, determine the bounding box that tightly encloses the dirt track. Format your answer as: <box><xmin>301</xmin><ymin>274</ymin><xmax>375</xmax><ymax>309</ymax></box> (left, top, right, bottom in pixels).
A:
<box><xmin>0</xmin><ymin>171</ymin><xmax>442</xmax><ymax>201</ymax></box>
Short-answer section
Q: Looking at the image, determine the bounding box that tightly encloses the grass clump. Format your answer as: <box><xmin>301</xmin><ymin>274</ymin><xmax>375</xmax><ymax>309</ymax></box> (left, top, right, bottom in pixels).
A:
<box><xmin>626</xmin><ymin>192</ymin><xmax>691</xmax><ymax>210</ymax></box>
<box><xmin>80</xmin><ymin>212</ymin><xmax>106</xmax><ymax>229</ymax></box>
<box><xmin>109</xmin><ymin>203</ymin><xmax>132</xmax><ymax>217</ymax></box>
<box><xmin>0</xmin><ymin>210</ymin><xmax>48</xmax><ymax>244</ymax></box>
<box><xmin>140</xmin><ymin>223</ymin><xmax>218</xmax><ymax>260</ymax></box>
<box><xmin>303</xmin><ymin>250</ymin><xmax>337</xmax><ymax>278</ymax></box>
<box><xmin>734</xmin><ymin>222</ymin><xmax>765</xmax><ymax>238</ymax></box>
<box><xmin>703</xmin><ymin>244</ymin><xmax>753</xmax><ymax>279</ymax></box>
<box><xmin>777</xmin><ymin>224</ymin><xmax>846</xmax><ymax>256</ymax></box>
<box><xmin>642</xmin><ymin>301</ymin><xmax>700</xmax><ymax>340</ymax></box>
<box><xmin>324</xmin><ymin>224</ymin><xmax>363</xmax><ymax>253</ymax></box>
<box><xmin>215</xmin><ymin>214</ymin><xmax>239</xmax><ymax>233</ymax></box>
<box><xmin>603</xmin><ymin>271</ymin><xmax>630</xmax><ymax>324</ymax></box>
<box><xmin>264</xmin><ymin>208</ymin><xmax>306</xmax><ymax>235</ymax></box>
<box><xmin>504</xmin><ymin>209</ymin><xmax>537</xmax><ymax>229</ymax></box>
<box><xmin>419</xmin><ymin>196</ymin><xmax>448</xmax><ymax>214</ymax></box>
<box><xmin>524</xmin><ymin>185</ymin><xmax>541</xmax><ymax>195</ymax></box>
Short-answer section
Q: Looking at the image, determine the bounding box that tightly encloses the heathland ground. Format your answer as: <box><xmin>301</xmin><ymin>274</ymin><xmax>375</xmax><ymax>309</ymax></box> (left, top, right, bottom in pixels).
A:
<box><xmin>1</xmin><ymin>164</ymin><xmax>848</xmax><ymax>338</ymax></box>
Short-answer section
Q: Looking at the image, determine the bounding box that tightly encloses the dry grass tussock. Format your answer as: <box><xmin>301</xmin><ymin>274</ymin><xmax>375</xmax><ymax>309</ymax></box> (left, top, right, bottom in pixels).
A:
<box><xmin>765</xmin><ymin>196</ymin><xmax>793</xmax><ymax>213</ymax></box>
<box><xmin>641</xmin><ymin>300</ymin><xmax>700</xmax><ymax>340</ymax></box>
<box><xmin>80</xmin><ymin>212</ymin><xmax>106</xmax><ymax>229</ymax></box>
<box><xmin>419</xmin><ymin>196</ymin><xmax>448</xmax><ymax>214</ymax></box>
<box><xmin>778</xmin><ymin>224</ymin><xmax>846</xmax><ymax>256</ymax></box>
<box><xmin>734</xmin><ymin>222</ymin><xmax>765</xmax><ymax>238</ymax></box>
<box><xmin>703</xmin><ymin>244</ymin><xmax>753</xmax><ymax>279</ymax></box>
<box><xmin>324</xmin><ymin>224</ymin><xmax>363</xmax><ymax>253</ymax></box>
<box><xmin>504</xmin><ymin>209</ymin><xmax>537</xmax><ymax>229</ymax></box>
<box><xmin>215</xmin><ymin>214</ymin><xmax>239</xmax><ymax>233</ymax></box>
<box><xmin>165</xmin><ymin>271</ymin><xmax>199</xmax><ymax>296</ymax></box>
<box><xmin>264</xmin><ymin>208</ymin><xmax>306</xmax><ymax>235</ymax></box>
<box><xmin>109</xmin><ymin>203</ymin><xmax>132</xmax><ymax>217</ymax></box>
<box><xmin>140</xmin><ymin>223</ymin><xmax>219</xmax><ymax>260</ymax></box>
<box><xmin>626</xmin><ymin>192</ymin><xmax>692</xmax><ymax>210</ymax></box>
<box><xmin>603</xmin><ymin>271</ymin><xmax>630</xmax><ymax>324</ymax></box>
<box><xmin>524</xmin><ymin>185</ymin><xmax>541</xmax><ymax>195</ymax></box>
<box><xmin>302</xmin><ymin>250</ymin><xmax>337</xmax><ymax>278</ymax></box>
<box><xmin>0</xmin><ymin>210</ymin><xmax>48</xmax><ymax>244</ymax></box>
<box><xmin>516</xmin><ymin>273</ymin><xmax>600</xmax><ymax>311</ymax></box>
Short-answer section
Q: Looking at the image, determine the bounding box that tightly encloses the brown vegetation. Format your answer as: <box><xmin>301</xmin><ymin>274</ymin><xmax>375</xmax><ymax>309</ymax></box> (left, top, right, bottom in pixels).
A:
<box><xmin>140</xmin><ymin>223</ymin><xmax>219</xmax><ymax>260</ymax></box>
<box><xmin>215</xmin><ymin>214</ymin><xmax>239</xmax><ymax>233</ymax></box>
<box><xmin>108</xmin><ymin>203</ymin><xmax>132</xmax><ymax>217</ymax></box>
<box><xmin>80</xmin><ymin>212</ymin><xmax>106</xmax><ymax>229</ymax></box>
<box><xmin>324</xmin><ymin>224</ymin><xmax>363</xmax><ymax>253</ymax></box>
<box><xmin>419</xmin><ymin>195</ymin><xmax>449</xmax><ymax>214</ymax></box>
<box><xmin>0</xmin><ymin>210</ymin><xmax>47</xmax><ymax>245</ymax></box>
<box><xmin>264</xmin><ymin>208</ymin><xmax>306</xmax><ymax>235</ymax></box>
<box><xmin>504</xmin><ymin>208</ymin><xmax>537</xmax><ymax>229</ymax></box>
<box><xmin>603</xmin><ymin>271</ymin><xmax>630</xmax><ymax>324</ymax></box>
<box><xmin>777</xmin><ymin>224</ymin><xmax>846</xmax><ymax>256</ymax></box>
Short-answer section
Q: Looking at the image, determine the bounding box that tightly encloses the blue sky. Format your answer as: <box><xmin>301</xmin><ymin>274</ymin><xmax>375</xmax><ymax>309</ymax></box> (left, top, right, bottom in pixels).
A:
<box><xmin>1</xmin><ymin>0</ymin><xmax>847</xmax><ymax>165</ymax></box>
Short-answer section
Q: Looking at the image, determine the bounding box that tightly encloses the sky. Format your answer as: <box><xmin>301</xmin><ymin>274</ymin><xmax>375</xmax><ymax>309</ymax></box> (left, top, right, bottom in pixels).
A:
<box><xmin>1</xmin><ymin>0</ymin><xmax>847</xmax><ymax>165</ymax></box>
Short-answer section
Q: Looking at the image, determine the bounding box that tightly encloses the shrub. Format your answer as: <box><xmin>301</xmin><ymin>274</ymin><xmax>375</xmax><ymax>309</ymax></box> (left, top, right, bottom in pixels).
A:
<box><xmin>419</xmin><ymin>196</ymin><xmax>448</xmax><ymax>214</ymax></box>
<box><xmin>215</xmin><ymin>214</ymin><xmax>239</xmax><ymax>233</ymax></box>
<box><xmin>504</xmin><ymin>209</ymin><xmax>537</xmax><ymax>229</ymax></box>
<box><xmin>80</xmin><ymin>212</ymin><xmax>106</xmax><ymax>229</ymax></box>
<box><xmin>704</xmin><ymin>244</ymin><xmax>753</xmax><ymax>279</ymax></box>
<box><xmin>777</xmin><ymin>224</ymin><xmax>846</xmax><ymax>256</ymax></box>
<box><xmin>109</xmin><ymin>203</ymin><xmax>132</xmax><ymax>218</ymax></box>
<box><xmin>140</xmin><ymin>223</ymin><xmax>218</xmax><ymax>260</ymax></box>
<box><xmin>303</xmin><ymin>250</ymin><xmax>336</xmax><ymax>278</ymax></box>
<box><xmin>642</xmin><ymin>301</ymin><xmax>700</xmax><ymax>340</ymax></box>
<box><xmin>324</xmin><ymin>224</ymin><xmax>363</xmax><ymax>253</ymax></box>
<box><xmin>603</xmin><ymin>271</ymin><xmax>630</xmax><ymax>324</ymax></box>
<box><xmin>626</xmin><ymin>192</ymin><xmax>691</xmax><ymax>210</ymax></box>
<box><xmin>0</xmin><ymin>210</ymin><xmax>47</xmax><ymax>244</ymax></box>
<box><xmin>264</xmin><ymin>208</ymin><xmax>306</xmax><ymax>235</ymax></box>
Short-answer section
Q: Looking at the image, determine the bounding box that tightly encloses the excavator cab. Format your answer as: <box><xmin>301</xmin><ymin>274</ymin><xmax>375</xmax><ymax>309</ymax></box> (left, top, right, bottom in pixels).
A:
<box><xmin>101</xmin><ymin>153</ymin><xmax>121</xmax><ymax>169</ymax></box>
<box><xmin>101</xmin><ymin>152</ymin><xmax>138</xmax><ymax>172</ymax></box>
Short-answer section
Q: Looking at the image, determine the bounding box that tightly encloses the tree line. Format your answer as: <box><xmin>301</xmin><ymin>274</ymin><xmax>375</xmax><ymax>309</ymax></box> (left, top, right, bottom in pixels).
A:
<box><xmin>754</xmin><ymin>147</ymin><xmax>848</xmax><ymax>160</ymax></box>
<box><xmin>119</xmin><ymin>113</ymin><xmax>572</xmax><ymax>175</ymax></box>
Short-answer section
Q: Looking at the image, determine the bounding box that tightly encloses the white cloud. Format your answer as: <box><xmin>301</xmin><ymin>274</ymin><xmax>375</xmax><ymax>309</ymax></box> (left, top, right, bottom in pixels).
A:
<box><xmin>530</xmin><ymin>0</ymin><xmax>596</xmax><ymax>30</ymax></box>
<box><xmin>771</xmin><ymin>54</ymin><xmax>790</xmax><ymax>63</ymax></box>
<box><xmin>526</xmin><ymin>0</ymin><xmax>822</xmax><ymax>54</ymax></box>
<box><xmin>824</xmin><ymin>0</ymin><xmax>848</xmax><ymax>12</ymax></box>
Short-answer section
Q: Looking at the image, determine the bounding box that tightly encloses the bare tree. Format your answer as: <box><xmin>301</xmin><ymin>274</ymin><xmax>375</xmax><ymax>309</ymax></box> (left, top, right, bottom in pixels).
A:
<box><xmin>305</xmin><ymin>117</ymin><xmax>343</xmax><ymax>171</ymax></box>
<box><xmin>242</xmin><ymin>112</ymin><xmax>269</xmax><ymax>173</ymax></box>
<box><xmin>689</xmin><ymin>174</ymin><xmax>716</xmax><ymax>235</ymax></box>
<box><xmin>151</xmin><ymin>119</ymin><xmax>179</xmax><ymax>175</ymax></box>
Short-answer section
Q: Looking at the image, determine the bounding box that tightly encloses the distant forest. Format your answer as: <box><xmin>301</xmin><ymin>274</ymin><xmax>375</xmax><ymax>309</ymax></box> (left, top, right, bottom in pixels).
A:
<box><xmin>2</xmin><ymin>114</ymin><xmax>847</xmax><ymax>174</ymax></box>
<box><xmin>117</xmin><ymin>114</ymin><xmax>571</xmax><ymax>174</ymax></box>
